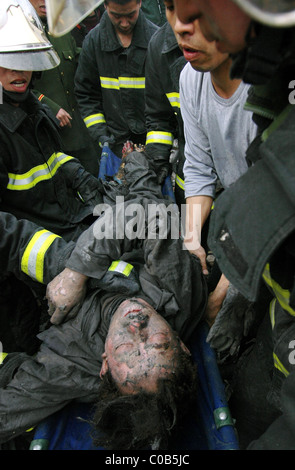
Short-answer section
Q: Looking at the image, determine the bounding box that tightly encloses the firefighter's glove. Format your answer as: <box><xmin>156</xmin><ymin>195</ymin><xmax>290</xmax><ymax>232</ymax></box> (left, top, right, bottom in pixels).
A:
<box><xmin>206</xmin><ymin>283</ymin><xmax>256</xmax><ymax>360</ymax></box>
<box><xmin>75</xmin><ymin>168</ymin><xmax>105</xmax><ymax>205</ymax></box>
<box><xmin>157</xmin><ymin>165</ymin><xmax>169</xmax><ymax>185</ymax></box>
<box><xmin>94</xmin><ymin>260</ymin><xmax>140</xmax><ymax>295</ymax></box>
<box><xmin>99</xmin><ymin>134</ymin><xmax>115</xmax><ymax>148</ymax></box>
<box><xmin>46</xmin><ymin>268</ymin><xmax>88</xmax><ymax>325</ymax></box>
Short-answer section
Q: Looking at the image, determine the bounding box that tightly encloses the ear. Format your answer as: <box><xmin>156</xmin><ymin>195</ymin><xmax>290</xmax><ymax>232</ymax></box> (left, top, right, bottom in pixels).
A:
<box><xmin>100</xmin><ymin>352</ymin><xmax>109</xmax><ymax>378</ymax></box>
<box><xmin>180</xmin><ymin>340</ymin><xmax>191</xmax><ymax>356</ymax></box>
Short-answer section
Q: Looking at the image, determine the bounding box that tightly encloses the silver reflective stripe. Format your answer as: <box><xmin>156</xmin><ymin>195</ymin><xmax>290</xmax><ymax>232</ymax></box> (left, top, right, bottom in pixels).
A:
<box><xmin>166</xmin><ymin>92</ymin><xmax>180</xmax><ymax>108</ymax></box>
<box><xmin>7</xmin><ymin>152</ymin><xmax>73</xmax><ymax>191</ymax></box>
<box><xmin>21</xmin><ymin>229</ymin><xmax>61</xmax><ymax>283</ymax></box>
<box><xmin>175</xmin><ymin>174</ymin><xmax>184</xmax><ymax>190</ymax></box>
<box><xmin>146</xmin><ymin>131</ymin><xmax>174</xmax><ymax>146</ymax></box>
<box><xmin>100</xmin><ymin>76</ymin><xmax>145</xmax><ymax>89</ymax></box>
<box><xmin>108</xmin><ymin>260</ymin><xmax>133</xmax><ymax>277</ymax></box>
<box><xmin>84</xmin><ymin>113</ymin><xmax>106</xmax><ymax>128</ymax></box>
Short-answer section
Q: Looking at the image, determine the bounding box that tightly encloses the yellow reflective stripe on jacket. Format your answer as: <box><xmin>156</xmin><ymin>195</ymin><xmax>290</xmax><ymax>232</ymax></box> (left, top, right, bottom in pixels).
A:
<box><xmin>100</xmin><ymin>76</ymin><xmax>145</xmax><ymax>89</ymax></box>
<box><xmin>21</xmin><ymin>230</ymin><xmax>61</xmax><ymax>284</ymax></box>
<box><xmin>166</xmin><ymin>92</ymin><xmax>180</xmax><ymax>108</ymax></box>
<box><xmin>273</xmin><ymin>352</ymin><xmax>290</xmax><ymax>377</ymax></box>
<box><xmin>7</xmin><ymin>153</ymin><xmax>73</xmax><ymax>191</ymax></box>
<box><xmin>0</xmin><ymin>353</ymin><xmax>8</xmax><ymax>364</ymax></box>
<box><xmin>108</xmin><ymin>260</ymin><xmax>133</xmax><ymax>277</ymax></box>
<box><xmin>263</xmin><ymin>263</ymin><xmax>295</xmax><ymax>317</ymax></box>
<box><xmin>84</xmin><ymin>113</ymin><xmax>106</xmax><ymax>128</ymax></box>
<box><xmin>146</xmin><ymin>131</ymin><xmax>174</xmax><ymax>146</ymax></box>
<box><xmin>269</xmin><ymin>298</ymin><xmax>276</xmax><ymax>329</ymax></box>
<box><xmin>175</xmin><ymin>174</ymin><xmax>184</xmax><ymax>190</ymax></box>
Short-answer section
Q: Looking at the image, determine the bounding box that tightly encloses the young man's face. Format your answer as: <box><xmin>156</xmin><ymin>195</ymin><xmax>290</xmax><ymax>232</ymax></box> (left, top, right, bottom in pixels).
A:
<box><xmin>172</xmin><ymin>0</ymin><xmax>251</xmax><ymax>54</ymax></box>
<box><xmin>164</xmin><ymin>0</ymin><xmax>229</xmax><ymax>72</ymax></box>
<box><xmin>0</xmin><ymin>68</ymin><xmax>32</xmax><ymax>93</ymax></box>
<box><xmin>100</xmin><ymin>298</ymin><xmax>190</xmax><ymax>394</ymax></box>
<box><xmin>29</xmin><ymin>0</ymin><xmax>47</xmax><ymax>21</ymax></box>
<box><xmin>105</xmin><ymin>0</ymin><xmax>141</xmax><ymax>35</ymax></box>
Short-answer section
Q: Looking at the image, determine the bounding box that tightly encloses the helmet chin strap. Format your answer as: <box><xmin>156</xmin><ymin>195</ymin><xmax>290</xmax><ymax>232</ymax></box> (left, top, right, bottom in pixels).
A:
<box><xmin>230</xmin><ymin>21</ymin><xmax>289</xmax><ymax>85</ymax></box>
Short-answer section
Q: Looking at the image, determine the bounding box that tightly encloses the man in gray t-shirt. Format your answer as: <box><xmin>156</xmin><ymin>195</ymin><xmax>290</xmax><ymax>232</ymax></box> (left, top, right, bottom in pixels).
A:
<box><xmin>181</xmin><ymin>66</ymin><xmax>256</xmax><ymax>199</ymax></box>
<box><xmin>165</xmin><ymin>0</ymin><xmax>257</xmax><ymax>323</ymax></box>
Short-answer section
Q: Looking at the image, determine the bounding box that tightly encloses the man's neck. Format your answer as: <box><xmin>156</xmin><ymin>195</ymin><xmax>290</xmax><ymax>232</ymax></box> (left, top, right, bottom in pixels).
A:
<box><xmin>210</xmin><ymin>58</ymin><xmax>241</xmax><ymax>99</ymax></box>
<box><xmin>116</xmin><ymin>31</ymin><xmax>133</xmax><ymax>48</ymax></box>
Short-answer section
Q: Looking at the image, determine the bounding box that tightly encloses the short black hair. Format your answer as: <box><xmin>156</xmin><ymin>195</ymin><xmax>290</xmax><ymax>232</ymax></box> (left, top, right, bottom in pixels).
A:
<box><xmin>91</xmin><ymin>348</ymin><xmax>198</xmax><ymax>450</ymax></box>
<box><xmin>104</xmin><ymin>0</ymin><xmax>141</xmax><ymax>5</ymax></box>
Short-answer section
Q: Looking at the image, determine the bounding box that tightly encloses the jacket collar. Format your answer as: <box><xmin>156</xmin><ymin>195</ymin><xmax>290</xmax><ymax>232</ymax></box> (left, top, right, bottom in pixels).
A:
<box><xmin>244</xmin><ymin>65</ymin><xmax>293</xmax><ymax>121</ymax></box>
<box><xmin>162</xmin><ymin>22</ymin><xmax>179</xmax><ymax>54</ymax></box>
<box><xmin>100</xmin><ymin>10</ymin><xmax>151</xmax><ymax>51</ymax></box>
<box><xmin>0</xmin><ymin>91</ymin><xmax>43</xmax><ymax>132</ymax></box>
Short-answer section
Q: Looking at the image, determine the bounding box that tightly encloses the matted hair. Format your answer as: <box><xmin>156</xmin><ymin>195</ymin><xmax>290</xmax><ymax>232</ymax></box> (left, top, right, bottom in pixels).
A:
<box><xmin>91</xmin><ymin>348</ymin><xmax>198</xmax><ymax>450</ymax></box>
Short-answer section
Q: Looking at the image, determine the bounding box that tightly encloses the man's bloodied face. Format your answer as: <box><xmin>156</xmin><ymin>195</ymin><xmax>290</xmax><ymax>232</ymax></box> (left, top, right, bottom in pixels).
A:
<box><xmin>100</xmin><ymin>298</ymin><xmax>190</xmax><ymax>394</ymax></box>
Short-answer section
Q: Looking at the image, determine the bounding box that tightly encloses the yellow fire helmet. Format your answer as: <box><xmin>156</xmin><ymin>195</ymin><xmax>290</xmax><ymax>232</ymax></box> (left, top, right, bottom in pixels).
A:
<box><xmin>0</xmin><ymin>0</ymin><xmax>60</xmax><ymax>71</ymax></box>
<box><xmin>231</xmin><ymin>0</ymin><xmax>295</xmax><ymax>27</ymax></box>
<box><xmin>46</xmin><ymin>0</ymin><xmax>104</xmax><ymax>37</ymax></box>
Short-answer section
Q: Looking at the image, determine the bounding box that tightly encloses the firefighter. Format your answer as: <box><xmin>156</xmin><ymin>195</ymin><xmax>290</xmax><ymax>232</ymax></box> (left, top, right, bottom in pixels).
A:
<box><xmin>74</xmin><ymin>0</ymin><xmax>158</xmax><ymax>160</ymax></box>
<box><xmin>0</xmin><ymin>0</ymin><xmax>103</xmax><ymax>352</ymax></box>
<box><xmin>173</xmin><ymin>0</ymin><xmax>295</xmax><ymax>450</ymax></box>
<box><xmin>144</xmin><ymin>19</ymin><xmax>187</xmax><ymax>206</ymax></box>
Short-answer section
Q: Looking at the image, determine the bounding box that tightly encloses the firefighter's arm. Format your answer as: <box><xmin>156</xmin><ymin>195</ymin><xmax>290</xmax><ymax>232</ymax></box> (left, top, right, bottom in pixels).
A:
<box><xmin>144</xmin><ymin>42</ymin><xmax>174</xmax><ymax>177</ymax></box>
<box><xmin>0</xmin><ymin>211</ymin><xmax>75</xmax><ymax>285</ymax></box>
<box><xmin>74</xmin><ymin>33</ymin><xmax>108</xmax><ymax>144</ymax></box>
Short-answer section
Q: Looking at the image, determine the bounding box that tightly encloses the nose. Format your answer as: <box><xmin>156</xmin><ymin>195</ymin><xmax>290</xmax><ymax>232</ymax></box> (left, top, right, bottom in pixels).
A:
<box><xmin>120</xmin><ymin>17</ymin><xmax>129</xmax><ymax>27</ymax></box>
<box><xmin>128</xmin><ymin>313</ymin><xmax>148</xmax><ymax>333</ymax></box>
<box><xmin>174</xmin><ymin>15</ymin><xmax>194</xmax><ymax>36</ymax></box>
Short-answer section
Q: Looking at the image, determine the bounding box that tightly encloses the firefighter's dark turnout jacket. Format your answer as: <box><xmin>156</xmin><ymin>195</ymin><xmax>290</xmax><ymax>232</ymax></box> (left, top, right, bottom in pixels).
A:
<box><xmin>0</xmin><ymin>92</ymin><xmax>103</xmax><ymax>244</ymax></box>
<box><xmin>74</xmin><ymin>10</ymin><xmax>158</xmax><ymax>151</ymax></box>
<box><xmin>0</xmin><ymin>152</ymin><xmax>207</xmax><ymax>444</ymax></box>
<box><xmin>0</xmin><ymin>91</ymin><xmax>104</xmax><ymax>353</ymax></box>
<box><xmin>144</xmin><ymin>21</ymin><xmax>187</xmax><ymax>205</ymax></box>
<box><xmin>208</xmin><ymin>60</ymin><xmax>295</xmax><ymax>449</ymax></box>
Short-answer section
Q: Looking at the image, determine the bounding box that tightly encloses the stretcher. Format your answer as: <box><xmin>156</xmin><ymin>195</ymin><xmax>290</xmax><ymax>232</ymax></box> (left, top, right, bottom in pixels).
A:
<box><xmin>30</xmin><ymin>150</ymin><xmax>239</xmax><ymax>450</ymax></box>
<box><xmin>29</xmin><ymin>322</ymin><xmax>238</xmax><ymax>450</ymax></box>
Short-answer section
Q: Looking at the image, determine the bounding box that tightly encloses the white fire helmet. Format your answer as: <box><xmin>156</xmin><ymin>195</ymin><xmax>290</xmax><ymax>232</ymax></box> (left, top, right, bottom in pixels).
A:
<box><xmin>46</xmin><ymin>0</ymin><xmax>104</xmax><ymax>37</ymax></box>
<box><xmin>231</xmin><ymin>0</ymin><xmax>295</xmax><ymax>27</ymax></box>
<box><xmin>0</xmin><ymin>0</ymin><xmax>60</xmax><ymax>71</ymax></box>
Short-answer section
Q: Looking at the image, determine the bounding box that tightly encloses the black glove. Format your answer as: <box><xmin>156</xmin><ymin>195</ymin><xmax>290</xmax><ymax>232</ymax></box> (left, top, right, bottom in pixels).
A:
<box><xmin>99</xmin><ymin>134</ymin><xmax>116</xmax><ymax>148</ymax></box>
<box><xmin>157</xmin><ymin>165</ymin><xmax>169</xmax><ymax>185</ymax></box>
<box><xmin>74</xmin><ymin>167</ymin><xmax>105</xmax><ymax>205</ymax></box>
<box><xmin>206</xmin><ymin>283</ymin><xmax>256</xmax><ymax>361</ymax></box>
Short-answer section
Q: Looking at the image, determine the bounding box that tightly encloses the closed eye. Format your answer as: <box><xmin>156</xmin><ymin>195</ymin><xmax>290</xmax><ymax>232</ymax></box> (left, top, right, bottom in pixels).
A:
<box><xmin>146</xmin><ymin>342</ymin><xmax>170</xmax><ymax>350</ymax></box>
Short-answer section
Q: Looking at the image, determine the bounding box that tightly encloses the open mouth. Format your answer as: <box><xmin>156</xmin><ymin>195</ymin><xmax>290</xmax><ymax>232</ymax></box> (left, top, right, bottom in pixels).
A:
<box><xmin>181</xmin><ymin>45</ymin><xmax>203</xmax><ymax>62</ymax></box>
<box><xmin>10</xmin><ymin>79</ymin><xmax>28</xmax><ymax>92</ymax></box>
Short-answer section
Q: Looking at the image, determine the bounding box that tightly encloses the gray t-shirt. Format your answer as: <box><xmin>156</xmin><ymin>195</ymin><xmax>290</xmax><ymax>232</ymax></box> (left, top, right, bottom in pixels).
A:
<box><xmin>180</xmin><ymin>63</ymin><xmax>257</xmax><ymax>199</ymax></box>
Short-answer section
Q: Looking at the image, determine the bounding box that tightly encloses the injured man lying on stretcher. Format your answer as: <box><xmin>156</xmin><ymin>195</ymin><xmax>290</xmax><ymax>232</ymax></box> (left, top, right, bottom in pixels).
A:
<box><xmin>0</xmin><ymin>151</ymin><xmax>211</xmax><ymax>450</ymax></box>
